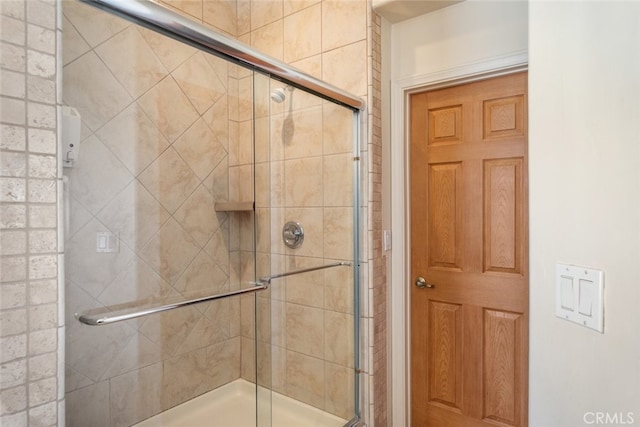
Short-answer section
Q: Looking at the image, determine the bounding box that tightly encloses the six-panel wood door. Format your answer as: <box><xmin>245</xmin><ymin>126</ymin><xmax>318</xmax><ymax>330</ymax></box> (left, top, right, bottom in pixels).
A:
<box><xmin>410</xmin><ymin>72</ymin><xmax>529</xmax><ymax>427</ymax></box>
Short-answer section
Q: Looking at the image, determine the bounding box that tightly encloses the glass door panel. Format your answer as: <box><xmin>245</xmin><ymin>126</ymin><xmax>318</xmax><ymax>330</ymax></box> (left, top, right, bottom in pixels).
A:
<box><xmin>63</xmin><ymin>2</ymin><xmax>259</xmax><ymax>425</ymax></box>
<box><xmin>254</xmin><ymin>74</ymin><xmax>358</xmax><ymax>427</ymax></box>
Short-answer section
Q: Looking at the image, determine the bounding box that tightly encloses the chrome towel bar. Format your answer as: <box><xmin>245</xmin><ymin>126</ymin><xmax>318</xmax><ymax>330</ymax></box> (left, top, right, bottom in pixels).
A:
<box><xmin>77</xmin><ymin>283</ymin><xmax>268</xmax><ymax>326</ymax></box>
<box><xmin>77</xmin><ymin>261</ymin><xmax>351</xmax><ymax>326</ymax></box>
<box><xmin>255</xmin><ymin>261</ymin><xmax>352</xmax><ymax>284</ymax></box>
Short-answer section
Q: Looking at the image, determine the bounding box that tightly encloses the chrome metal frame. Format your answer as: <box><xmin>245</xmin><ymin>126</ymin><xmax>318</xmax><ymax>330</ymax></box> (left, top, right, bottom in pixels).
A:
<box><xmin>256</xmin><ymin>261</ymin><xmax>351</xmax><ymax>284</ymax></box>
<box><xmin>80</xmin><ymin>0</ymin><xmax>365</xmax><ymax>111</ymax></box>
<box><xmin>351</xmin><ymin>109</ymin><xmax>363</xmax><ymax>425</ymax></box>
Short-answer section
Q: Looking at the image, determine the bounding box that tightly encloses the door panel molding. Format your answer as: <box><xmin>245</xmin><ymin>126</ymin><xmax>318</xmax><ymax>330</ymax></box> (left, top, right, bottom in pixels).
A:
<box><xmin>482</xmin><ymin>308</ymin><xmax>525</xmax><ymax>425</ymax></box>
<box><xmin>428</xmin><ymin>300</ymin><xmax>464</xmax><ymax>409</ymax></box>
<box><xmin>483</xmin><ymin>157</ymin><xmax>525</xmax><ymax>275</ymax></box>
<box><xmin>428</xmin><ymin>162</ymin><xmax>464</xmax><ymax>270</ymax></box>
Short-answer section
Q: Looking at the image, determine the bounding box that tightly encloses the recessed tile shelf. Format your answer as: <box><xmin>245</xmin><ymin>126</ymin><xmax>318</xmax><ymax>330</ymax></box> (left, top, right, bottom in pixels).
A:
<box><xmin>213</xmin><ymin>201</ymin><xmax>254</xmax><ymax>212</ymax></box>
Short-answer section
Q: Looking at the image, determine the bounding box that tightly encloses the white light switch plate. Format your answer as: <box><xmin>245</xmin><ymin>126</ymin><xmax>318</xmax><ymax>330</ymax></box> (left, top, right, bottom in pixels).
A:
<box><xmin>555</xmin><ymin>263</ymin><xmax>604</xmax><ymax>333</ymax></box>
<box><xmin>96</xmin><ymin>231</ymin><xmax>119</xmax><ymax>253</ymax></box>
<box><xmin>383</xmin><ymin>230</ymin><xmax>391</xmax><ymax>251</ymax></box>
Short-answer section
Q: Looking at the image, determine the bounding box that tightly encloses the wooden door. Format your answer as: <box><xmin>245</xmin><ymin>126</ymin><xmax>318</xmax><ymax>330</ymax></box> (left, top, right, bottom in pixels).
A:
<box><xmin>410</xmin><ymin>72</ymin><xmax>528</xmax><ymax>427</ymax></box>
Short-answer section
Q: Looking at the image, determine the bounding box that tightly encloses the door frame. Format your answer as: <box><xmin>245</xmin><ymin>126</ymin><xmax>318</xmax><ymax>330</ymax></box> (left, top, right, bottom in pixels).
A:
<box><xmin>389</xmin><ymin>52</ymin><xmax>529</xmax><ymax>427</ymax></box>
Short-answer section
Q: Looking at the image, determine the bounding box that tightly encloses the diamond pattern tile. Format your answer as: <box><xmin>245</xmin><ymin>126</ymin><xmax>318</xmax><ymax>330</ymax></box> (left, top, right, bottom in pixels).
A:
<box><xmin>63</xmin><ymin>0</ymin><xmax>129</xmax><ymax>48</ymax></box>
<box><xmin>173</xmin><ymin>251</ymin><xmax>229</xmax><ymax>297</ymax></box>
<box><xmin>67</xmin><ymin>135</ymin><xmax>134</xmax><ymax>215</ymax></box>
<box><xmin>137</xmin><ymin>76</ymin><xmax>199</xmax><ymax>142</ymax></box>
<box><xmin>65</xmin><ymin>365</ymin><xmax>94</xmax><ymax>394</ymax></box>
<box><xmin>138</xmin><ymin>27</ymin><xmax>197</xmax><ymax>72</ymax></box>
<box><xmin>66</xmin><ymin>317</ymin><xmax>137</xmax><ymax>382</ymax></box>
<box><xmin>173</xmin><ymin>184</ymin><xmax>222</xmax><ymax>247</ymax></box>
<box><xmin>203</xmin><ymin>155</ymin><xmax>229</xmax><ymax>202</ymax></box>
<box><xmin>97</xmin><ymin>181</ymin><xmax>171</xmax><ymax>251</ymax></box>
<box><xmin>97</xmin><ymin>255</ymin><xmax>172</xmax><ymax>307</ymax></box>
<box><xmin>137</xmin><ymin>305</ymin><xmax>201</xmax><ymax>356</ymax></box>
<box><xmin>139</xmin><ymin>218</ymin><xmax>199</xmax><ymax>284</ymax></box>
<box><xmin>62</xmin><ymin>16</ymin><xmax>90</xmax><ymax>66</ymax></box>
<box><xmin>204</xmin><ymin>218</ymin><xmax>230</xmax><ymax>274</ymax></box>
<box><xmin>63</xmin><ymin>52</ymin><xmax>133</xmax><ymax>131</ymax></box>
<box><xmin>96</xmin><ymin>103</ymin><xmax>170</xmax><ymax>177</ymax></box>
<box><xmin>174</xmin><ymin>118</ymin><xmax>227</xmax><ymax>181</ymax></box>
<box><xmin>66</xmin><ymin>218</ymin><xmax>135</xmax><ymax>300</ymax></box>
<box><xmin>65</xmin><ymin>281</ymin><xmax>104</xmax><ymax>345</ymax></box>
<box><xmin>178</xmin><ymin>304</ymin><xmax>230</xmax><ymax>354</ymax></box>
<box><xmin>172</xmin><ymin>52</ymin><xmax>226</xmax><ymax>115</ymax></box>
<box><xmin>66</xmin><ymin>193</ymin><xmax>93</xmax><ymax>241</ymax></box>
<box><xmin>202</xmin><ymin>95</ymin><xmax>230</xmax><ymax>153</ymax></box>
<box><xmin>204</xmin><ymin>55</ymin><xmax>229</xmax><ymax>90</ymax></box>
<box><xmin>95</xmin><ymin>26</ymin><xmax>168</xmax><ymax>99</ymax></box>
<box><xmin>100</xmin><ymin>333</ymin><xmax>163</xmax><ymax>381</ymax></box>
<box><xmin>138</xmin><ymin>147</ymin><xmax>199</xmax><ymax>214</ymax></box>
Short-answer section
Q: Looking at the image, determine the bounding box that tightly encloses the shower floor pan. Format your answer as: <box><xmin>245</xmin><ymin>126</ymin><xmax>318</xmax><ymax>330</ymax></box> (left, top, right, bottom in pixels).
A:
<box><xmin>134</xmin><ymin>379</ymin><xmax>346</xmax><ymax>427</ymax></box>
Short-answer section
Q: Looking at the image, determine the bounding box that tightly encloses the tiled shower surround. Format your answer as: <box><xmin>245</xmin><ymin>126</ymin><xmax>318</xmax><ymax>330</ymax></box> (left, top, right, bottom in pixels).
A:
<box><xmin>1</xmin><ymin>0</ymin><xmax>386</xmax><ymax>425</ymax></box>
<box><xmin>62</xmin><ymin>2</ymin><xmax>240</xmax><ymax>425</ymax></box>
<box><xmin>0</xmin><ymin>0</ymin><xmax>63</xmax><ymax>425</ymax></box>
<box><xmin>61</xmin><ymin>0</ymin><xmax>363</xmax><ymax>425</ymax></box>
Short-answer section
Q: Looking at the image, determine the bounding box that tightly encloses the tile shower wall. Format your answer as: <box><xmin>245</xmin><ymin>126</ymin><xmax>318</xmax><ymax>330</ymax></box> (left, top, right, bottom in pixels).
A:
<box><xmin>258</xmin><ymin>90</ymin><xmax>358</xmax><ymax>420</ymax></box>
<box><xmin>59</xmin><ymin>0</ymin><xmax>384</xmax><ymax>426</ymax></box>
<box><xmin>369</xmin><ymin>13</ymin><xmax>385</xmax><ymax>426</ymax></box>
<box><xmin>1</xmin><ymin>0</ymin><xmax>63</xmax><ymax>426</ymax></box>
<box><xmin>61</xmin><ymin>1</ymin><xmax>245</xmax><ymax>425</ymax></box>
<box><xmin>211</xmin><ymin>0</ymin><xmax>373</xmax><ymax>421</ymax></box>
<box><xmin>0</xmin><ymin>1</ymin><xmax>383</xmax><ymax>427</ymax></box>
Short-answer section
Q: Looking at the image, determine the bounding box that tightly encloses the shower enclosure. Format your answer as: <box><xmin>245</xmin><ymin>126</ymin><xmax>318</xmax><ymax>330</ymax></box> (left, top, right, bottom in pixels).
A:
<box><xmin>62</xmin><ymin>0</ymin><xmax>363</xmax><ymax>426</ymax></box>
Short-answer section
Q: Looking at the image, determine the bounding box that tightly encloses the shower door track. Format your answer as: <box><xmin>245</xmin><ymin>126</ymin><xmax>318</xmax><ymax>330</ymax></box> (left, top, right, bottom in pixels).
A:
<box><xmin>80</xmin><ymin>0</ymin><xmax>365</xmax><ymax>111</ymax></box>
<box><xmin>77</xmin><ymin>262</ymin><xmax>351</xmax><ymax>326</ymax></box>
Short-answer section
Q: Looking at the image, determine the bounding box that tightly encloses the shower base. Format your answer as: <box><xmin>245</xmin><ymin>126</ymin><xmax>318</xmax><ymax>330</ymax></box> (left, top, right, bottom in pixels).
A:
<box><xmin>134</xmin><ymin>379</ymin><xmax>346</xmax><ymax>427</ymax></box>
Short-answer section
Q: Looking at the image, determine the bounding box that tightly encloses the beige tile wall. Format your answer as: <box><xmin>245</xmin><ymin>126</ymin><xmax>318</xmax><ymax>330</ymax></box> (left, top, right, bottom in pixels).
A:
<box><xmin>229</xmin><ymin>0</ymin><xmax>373</xmax><ymax>422</ymax></box>
<box><xmin>160</xmin><ymin>0</ymin><xmax>380</xmax><ymax>423</ymax></box>
<box><xmin>61</xmin><ymin>1</ymin><xmax>246</xmax><ymax>425</ymax></box>
<box><xmin>369</xmin><ymin>12</ymin><xmax>386</xmax><ymax>427</ymax></box>
<box><xmin>247</xmin><ymin>79</ymin><xmax>357</xmax><ymax>419</ymax></box>
<box><xmin>54</xmin><ymin>0</ymin><xmax>383</xmax><ymax>426</ymax></box>
<box><xmin>0</xmin><ymin>0</ymin><xmax>384</xmax><ymax>425</ymax></box>
<box><xmin>1</xmin><ymin>0</ymin><xmax>63</xmax><ymax>426</ymax></box>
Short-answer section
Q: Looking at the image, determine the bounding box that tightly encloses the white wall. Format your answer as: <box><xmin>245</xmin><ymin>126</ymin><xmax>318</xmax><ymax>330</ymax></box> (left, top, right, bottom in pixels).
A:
<box><xmin>529</xmin><ymin>2</ymin><xmax>640</xmax><ymax>425</ymax></box>
<box><xmin>387</xmin><ymin>0</ymin><xmax>640</xmax><ymax>425</ymax></box>
<box><xmin>387</xmin><ymin>1</ymin><xmax>528</xmax><ymax>426</ymax></box>
<box><xmin>391</xmin><ymin>0</ymin><xmax>528</xmax><ymax>82</ymax></box>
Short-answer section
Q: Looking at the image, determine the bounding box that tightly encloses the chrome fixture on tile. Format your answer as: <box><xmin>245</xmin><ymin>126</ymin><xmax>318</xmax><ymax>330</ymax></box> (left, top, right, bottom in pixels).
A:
<box><xmin>283</xmin><ymin>221</ymin><xmax>304</xmax><ymax>249</ymax></box>
<box><xmin>271</xmin><ymin>85</ymin><xmax>294</xmax><ymax>103</ymax></box>
<box><xmin>271</xmin><ymin>87</ymin><xmax>286</xmax><ymax>103</ymax></box>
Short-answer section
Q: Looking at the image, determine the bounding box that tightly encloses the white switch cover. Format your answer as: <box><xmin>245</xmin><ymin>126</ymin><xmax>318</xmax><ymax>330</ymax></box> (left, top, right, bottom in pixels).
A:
<box><xmin>383</xmin><ymin>230</ymin><xmax>392</xmax><ymax>251</ymax></box>
<box><xmin>555</xmin><ymin>263</ymin><xmax>604</xmax><ymax>333</ymax></box>
<box><xmin>96</xmin><ymin>232</ymin><xmax>119</xmax><ymax>253</ymax></box>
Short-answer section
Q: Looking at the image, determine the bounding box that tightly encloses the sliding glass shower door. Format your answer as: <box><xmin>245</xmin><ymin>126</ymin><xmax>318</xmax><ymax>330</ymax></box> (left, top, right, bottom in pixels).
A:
<box><xmin>63</xmin><ymin>2</ymin><xmax>260</xmax><ymax>424</ymax></box>
<box><xmin>253</xmin><ymin>73</ymin><xmax>361</xmax><ymax>427</ymax></box>
<box><xmin>63</xmin><ymin>1</ymin><xmax>361</xmax><ymax>426</ymax></box>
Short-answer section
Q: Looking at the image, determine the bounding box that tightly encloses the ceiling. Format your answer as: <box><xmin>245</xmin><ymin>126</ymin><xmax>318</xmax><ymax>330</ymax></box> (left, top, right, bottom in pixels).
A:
<box><xmin>372</xmin><ymin>0</ymin><xmax>464</xmax><ymax>23</ymax></box>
